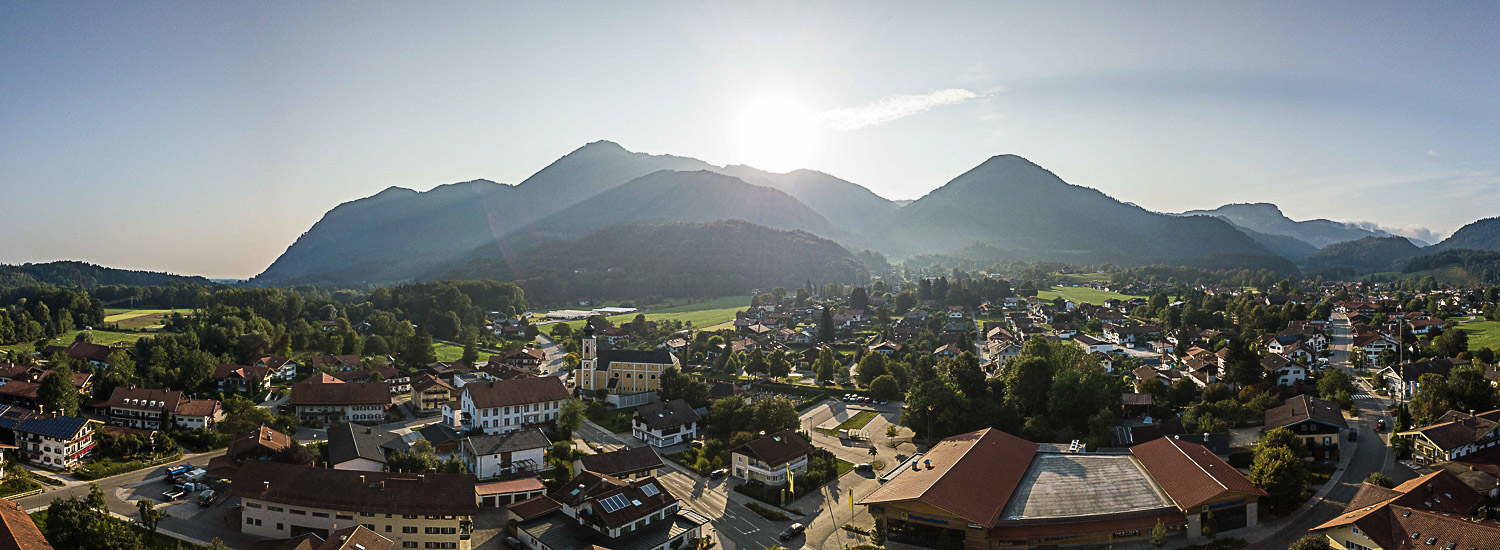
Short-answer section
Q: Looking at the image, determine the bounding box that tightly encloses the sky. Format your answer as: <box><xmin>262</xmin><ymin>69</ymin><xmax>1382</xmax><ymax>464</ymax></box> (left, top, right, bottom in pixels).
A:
<box><xmin>3</xmin><ymin>2</ymin><xmax>1499</xmax><ymax>279</ymax></box>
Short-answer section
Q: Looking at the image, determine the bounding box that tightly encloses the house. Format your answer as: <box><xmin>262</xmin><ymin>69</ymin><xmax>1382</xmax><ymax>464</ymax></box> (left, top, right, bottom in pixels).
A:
<box><xmin>1379</xmin><ymin>358</ymin><xmax>1472</xmax><ymax>400</ymax></box>
<box><xmin>0</xmin><ymin>496</ymin><xmax>52</xmax><ymax>549</ymax></box>
<box><xmin>206</xmin><ymin>425</ymin><xmax>293</xmax><ymax>479</ymax></box>
<box><xmin>631</xmin><ymin>399</ymin><xmax>699</xmax><ymax>448</ymax></box>
<box><xmin>104</xmin><ymin>387</ymin><xmax>222</xmax><ymax>430</ymax></box>
<box><xmin>1398</xmin><ymin>409</ymin><xmax>1500</xmax><ymax>465</ymax></box>
<box><xmin>230</xmin><ymin>461</ymin><xmax>475</xmax><ymax>548</ymax></box>
<box><xmin>214</xmin><ymin>363</ymin><xmax>273</xmax><ymax>394</ymax></box>
<box><xmin>730</xmin><ymin>429</ymin><xmax>812</xmax><ymax>486</ymax></box>
<box><xmin>461</xmin><ymin>427</ymin><xmax>550</xmax><ymax>479</ymax></box>
<box><xmin>933</xmin><ymin>344</ymin><xmax>961</xmax><ymax>358</ymax></box>
<box><xmin>288</xmin><ymin>374</ymin><xmax>389</xmax><ymax>424</ymax></box>
<box><xmin>1409</xmin><ymin>318</ymin><xmax>1446</xmax><ymax>335</ymax></box>
<box><xmin>1102</xmin><ymin>323</ymin><xmax>1163</xmax><ymax>345</ymax></box>
<box><xmin>40</xmin><ymin>341</ymin><xmax>115</xmax><ymax>366</ymax></box>
<box><xmin>417</xmin><ymin>423</ymin><xmax>465</xmax><ymax>457</ymax></box>
<box><xmin>9</xmin><ymin>414</ymin><xmax>95</xmax><ymax>470</ymax></box>
<box><xmin>459</xmin><ymin>377</ymin><xmax>571</xmax><ymax>435</ymax></box>
<box><xmin>867</xmin><ymin>341</ymin><xmax>902</xmax><ymax>356</ymax></box>
<box><xmin>510</xmin><ymin>473</ymin><xmax>706</xmax><ymax>550</ymax></box>
<box><xmin>327</xmin><ymin>423</ymin><xmax>409</xmax><ymax>471</ymax></box>
<box><xmin>1264</xmin><ymin>395</ymin><xmax>1349</xmax><ymax>461</ymax></box>
<box><xmin>1260</xmin><ymin>354</ymin><xmax>1307</xmax><ymax>387</ymax></box>
<box><xmin>307</xmin><ymin>355</ymin><xmax>360</xmax><ymax>372</ymax></box>
<box><xmin>249</xmin><ymin>354</ymin><xmax>299</xmax><ymax>381</ymax></box>
<box><xmin>859</xmin><ymin>428</ymin><xmax>1264</xmax><ymax>548</ymax></box>
<box><xmin>575</xmin><ymin>446</ymin><xmax>664</xmax><ymax>481</ymax></box>
<box><xmin>409</xmin><ymin>374</ymin><xmax>456</xmax><ymax>416</ymax></box>
<box><xmin>1311</xmin><ymin>470</ymin><xmax>1497</xmax><ymax>550</ymax></box>
<box><xmin>331</xmin><ymin>367</ymin><xmax>410</xmax><ymax>394</ymax></box>
<box><xmin>500</xmin><ymin>346</ymin><xmax>546</xmax><ymax>369</ymax></box>
<box><xmin>575</xmin><ymin>327</ymin><xmax>678</xmax><ymax>407</ymax></box>
<box><xmin>1351</xmin><ymin>332</ymin><xmax>1400</xmax><ymax>365</ymax></box>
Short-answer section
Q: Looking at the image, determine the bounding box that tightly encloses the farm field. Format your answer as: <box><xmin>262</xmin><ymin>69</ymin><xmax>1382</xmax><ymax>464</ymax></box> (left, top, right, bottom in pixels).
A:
<box><xmin>103</xmin><ymin>308</ymin><xmax>194</xmax><ymax>330</ymax></box>
<box><xmin>1035</xmin><ymin>285</ymin><xmax>1143</xmax><ymax>304</ymax></box>
<box><xmin>3</xmin><ymin>329</ymin><xmax>154</xmax><ymax>354</ymax></box>
<box><xmin>1455</xmin><ymin>319</ymin><xmax>1500</xmax><ymax>352</ymax></box>
<box><xmin>432</xmin><ymin>340</ymin><xmax>503</xmax><ymax>363</ymax></box>
<box><xmin>540</xmin><ymin>295</ymin><xmax>750</xmax><ymax>335</ymax></box>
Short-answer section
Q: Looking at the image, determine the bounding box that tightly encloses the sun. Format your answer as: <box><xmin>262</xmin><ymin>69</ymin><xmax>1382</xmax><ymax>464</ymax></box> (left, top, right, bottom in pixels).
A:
<box><xmin>731</xmin><ymin>92</ymin><xmax>822</xmax><ymax>173</ymax></box>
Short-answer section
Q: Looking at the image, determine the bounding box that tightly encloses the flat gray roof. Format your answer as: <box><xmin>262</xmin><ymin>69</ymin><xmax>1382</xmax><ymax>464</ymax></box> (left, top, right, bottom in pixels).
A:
<box><xmin>1000</xmin><ymin>452</ymin><xmax>1174</xmax><ymax>521</ymax></box>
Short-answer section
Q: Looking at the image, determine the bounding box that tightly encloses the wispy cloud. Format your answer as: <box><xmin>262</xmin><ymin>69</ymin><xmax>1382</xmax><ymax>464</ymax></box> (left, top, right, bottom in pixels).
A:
<box><xmin>818</xmin><ymin>89</ymin><xmax>982</xmax><ymax>130</ymax></box>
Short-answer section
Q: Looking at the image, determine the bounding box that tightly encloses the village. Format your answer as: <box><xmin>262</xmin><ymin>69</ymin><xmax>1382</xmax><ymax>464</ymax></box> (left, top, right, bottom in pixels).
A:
<box><xmin>0</xmin><ymin>272</ymin><xmax>1494</xmax><ymax>550</ymax></box>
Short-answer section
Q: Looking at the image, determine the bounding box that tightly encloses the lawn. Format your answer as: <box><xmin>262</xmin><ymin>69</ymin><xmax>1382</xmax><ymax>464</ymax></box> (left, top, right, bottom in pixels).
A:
<box><xmin>102</xmin><ymin>308</ymin><xmax>193</xmax><ymax>323</ymax></box>
<box><xmin>1035</xmin><ymin>286</ymin><xmax>1143</xmax><ymax>304</ymax></box>
<box><xmin>3</xmin><ymin>329</ymin><xmax>155</xmax><ymax>354</ymax></box>
<box><xmin>816</xmin><ymin>410</ymin><xmax>878</xmax><ymax>436</ymax></box>
<box><xmin>432</xmin><ymin>340</ymin><xmax>498</xmax><ymax>363</ymax></box>
<box><xmin>540</xmin><ymin>295</ymin><xmax>750</xmax><ymax>335</ymax></box>
<box><xmin>1455</xmin><ymin>319</ymin><xmax>1500</xmax><ymax>352</ymax></box>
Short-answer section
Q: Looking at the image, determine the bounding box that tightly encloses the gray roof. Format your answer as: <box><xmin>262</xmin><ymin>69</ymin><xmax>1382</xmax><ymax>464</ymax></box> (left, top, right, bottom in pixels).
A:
<box><xmin>519</xmin><ymin>509</ymin><xmax>706</xmax><ymax>550</ymax></box>
<box><xmin>327</xmin><ymin>423</ymin><xmax>406</xmax><ymax>466</ymax></box>
<box><xmin>464</xmin><ymin>428</ymin><xmax>551</xmax><ymax>456</ymax></box>
<box><xmin>578</xmin><ymin>446</ymin><xmax>664</xmax><ymax>477</ymax></box>
<box><xmin>598</xmin><ymin>348</ymin><xmax>674</xmax><ymax>371</ymax></box>
<box><xmin>633</xmin><ymin>399</ymin><xmax>700</xmax><ymax>431</ymax></box>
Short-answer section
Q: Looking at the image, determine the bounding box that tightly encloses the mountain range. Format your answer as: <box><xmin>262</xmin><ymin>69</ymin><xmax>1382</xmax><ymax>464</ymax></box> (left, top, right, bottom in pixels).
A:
<box><xmin>246</xmin><ymin>141</ymin><xmax>1499</xmax><ymax>293</ymax></box>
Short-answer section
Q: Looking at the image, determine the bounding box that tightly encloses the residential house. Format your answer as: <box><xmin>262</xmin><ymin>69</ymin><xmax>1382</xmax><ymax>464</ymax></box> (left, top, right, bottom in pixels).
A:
<box><xmin>249</xmin><ymin>354</ymin><xmax>299</xmax><ymax>381</ymax></box>
<box><xmin>1264</xmin><ymin>395</ymin><xmax>1349</xmax><ymax>461</ymax></box>
<box><xmin>214</xmin><ymin>363</ymin><xmax>273</xmax><ymax>394</ymax></box>
<box><xmin>1102</xmin><ymin>323</ymin><xmax>1163</xmax><ymax>345</ymax></box>
<box><xmin>206</xmin><ymin>425</ymin><xmax>293</xmax><ymax>479</ymax></box>
<box><xmin>327</xmin><ymin>423</ymin><xmax>410</xmax><ymax>471</ymax></box>
<box><xmin>10</xmin><ymin>414</ymin><xmax>95</xmax><ymax>470</ymax></box>
<box><xmin>1398</xmin><ymin>409</ymin><xmax>1500</xmax><ymax>465</ymax></box>
<box><xmin>105</xmin><ymin>387</ymin><xmax>222</xmax><ymax>430</ymax></box>
<box><xmin>510</xmin><ymin>473</ymin><xmax>706</xmax><ymax>550</ymax></box>
<box><xmin>230</xmin><ymin>461</ymin><xmax>474</xmax><ymax>548</ymax></box>
<box><xmin>867</xmin><ymin>341</ymin><xmax>902</xmax><ymax>356</ymax></box>
<box><xmin>1072</xmin><ymin>334</ymin><xmax>1113</xmax><ymax>354</ymax></box>
<box><xmin>410</xmin><ymin>374</ymin><xmax>456</xmax><ymax>416</ymax></box>
<box><xmin>461</xmin><ymin>428</ymin><xmax>550</xmax><ymax>479</ymax></box>
<box><xmin>1311</xmin><ymin>470</ymin><xmax>1497</xmax><ymax>550</ymax></box>
<box><xmin>1380</xmin><ymin>358</ymin><xmax>1472</xmax><ymax>400</ymax></box>
<box><xmin>631</xmin><ymin>399</ymin><xmax>699</xmax><ymax>449</ymax></box>
<box><xmin>459</xmin><ymin>377</ymin><xmax>571</xmax><ymax>435</ymax></box>
<box><xmin>730</xmin><ymin>429</ymin><xmax>812</xmax><ymax>486</ymax></box>
<box><xmin>40</xmin><ymin>341</ymin><xmax>115</xmax><ymax>367</ymax></box>
<box><xmin>1260</xmin><ymin>354</ymin><xmax>1307</xmax><ymax>387</ymax></box>
<box><xmin>288</xmin><ymin>374</ymin><xmax>389</xmax><ymax>424</ymax></box>
<box><xmin>575</xmin><ymin>446</ymin><xmax>664</xmax><ymax>481</ymax></box>
<box><xmin>308</xmin><ymin>355</ymin><xmax>360</xmax><ymax>372</ymax></box>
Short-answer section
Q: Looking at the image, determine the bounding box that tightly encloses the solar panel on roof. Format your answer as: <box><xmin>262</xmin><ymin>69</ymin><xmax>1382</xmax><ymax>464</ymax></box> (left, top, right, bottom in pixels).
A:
<box><xmin>600</xmin><ymin>494</ymin><xmax>630</xmax><ymax>513</ymax></box>
<box><xmin>640</xmin><ymin>484</ymin><xmax>659</xmax><ymax>497</ymax></box>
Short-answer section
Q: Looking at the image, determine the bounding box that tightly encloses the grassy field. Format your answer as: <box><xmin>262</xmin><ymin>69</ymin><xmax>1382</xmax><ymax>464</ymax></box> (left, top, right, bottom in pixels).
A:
<box><xmin>817</xmin><ymin>410</ymin><xmax>879</xmax><ymax>436</ymax></box>
<box><xmin>1456</xmin><ymin>319</ymin><xmax>1500</xmax><ymax>352</ymax></box>
<box><xmin>1035</xmin><ymin>286</ymin><xmax>1143</xmax><ymax>304</ymax></box>
<box><xmin>2</xmin><ymin>329</ymin><xmax>154</xmax><ymax>354</ymax></box>
<box><xmin>104</xmin><ymin>308</ymin><xmax>194</xmax><ymax>330</ymax></box>
<box><xmin>540</xmin><ymin>295</ymin><xmax>751</xmax><ymax>335</ymax></box>
<box><xmin>431</xmin><ymin>340</ymin><xmax>507</xmax><ymax>363</ymax></box>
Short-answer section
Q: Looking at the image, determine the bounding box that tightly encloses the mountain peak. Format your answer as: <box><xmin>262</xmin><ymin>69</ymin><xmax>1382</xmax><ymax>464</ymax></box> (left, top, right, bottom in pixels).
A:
<box><xmin>567</xmin><ymin>140</ymin><xmax>629</xmax><ymax>157</ymax></box>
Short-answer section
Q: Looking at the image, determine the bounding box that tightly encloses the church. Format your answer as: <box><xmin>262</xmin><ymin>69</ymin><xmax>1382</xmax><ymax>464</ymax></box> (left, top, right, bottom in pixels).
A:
<box><xmin>575</xmin><ymin>324</ymin><xmax>681</xmax><ymax>407</ymax></box>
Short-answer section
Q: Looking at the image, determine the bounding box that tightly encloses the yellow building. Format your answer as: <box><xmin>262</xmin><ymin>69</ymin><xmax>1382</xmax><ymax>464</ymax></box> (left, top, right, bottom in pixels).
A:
<box><xmin>410</xmin><ymin>374</ymin><xmax>456</xmax><ymax>416</ymax></box>
<box><xmin>576</xmin><ymin>326</ymin><xmax>678</xmax><ymax>406</ymax></box>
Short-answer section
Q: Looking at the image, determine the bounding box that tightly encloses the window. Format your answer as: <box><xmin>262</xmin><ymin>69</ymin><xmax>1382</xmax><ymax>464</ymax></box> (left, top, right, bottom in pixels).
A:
<box><xmin>276</xmin><ymin>523</ymin><xmax>284</xmax><ymax>531</ymax></box>
<box><xmin>386</xmin><ymin>525</ymin><xmax>392</xmax><ymax>532</ymax></box>
<box><xmin>312</xmin><ymin>512</ymin><xmax>329</xmax><ymax>518</ymax></box>
<box><xmin>403</xmin><ymin>544</ymin><xmax>417</xmax><ymax>549</ymax></box>
<box><xmin>289</xmin><ymin>509</ymin><xmax>306</xmax><ymax>516</ymax></box>
<box><xmin>268</xmin><ymin>506</ymin><xmax>284</xmax><ymax>512</ymax></box>
<box><xmin>403</xmin><ymin>526</ymin><xmax>418</xmax><ymax>534</ymax></box>
<box><xmin>336</xmin><ymin>514</ymin><xmax>354</xmax><ymax>520</ymax></box>
<box><xmin>246</xmin><ymin>503</ymin><xmax>263</xmax><ymax>509</ymax></box>
<box><xmin>363</xmin><ymin>524</ymin><xmax>375</xmax><ymax>531</ymax></box>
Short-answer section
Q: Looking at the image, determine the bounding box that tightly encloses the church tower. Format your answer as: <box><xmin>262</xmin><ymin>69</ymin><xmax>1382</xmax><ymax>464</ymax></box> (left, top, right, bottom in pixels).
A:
<box><xmin>581</xmin><ymin>323</ymin><xmax>597</xmax><ymax>361</ymax></box>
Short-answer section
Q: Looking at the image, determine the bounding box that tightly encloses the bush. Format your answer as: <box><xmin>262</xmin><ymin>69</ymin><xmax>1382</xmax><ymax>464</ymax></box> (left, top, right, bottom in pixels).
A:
<box><xmin>743</xmin><ymin>501</ymin><xmax>789</xmax><ymax>521</ymax></box>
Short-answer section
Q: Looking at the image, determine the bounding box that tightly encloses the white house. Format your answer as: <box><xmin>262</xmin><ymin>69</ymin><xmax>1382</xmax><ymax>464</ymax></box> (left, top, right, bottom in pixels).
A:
<box><xmin>631</xmin><ymin>399</ymin><xmax>700</xmax><ymax>448</ymax></box>
<box><xmin>1261</xmin><ymin>354</ymin><xmax>1307</xmax><ymax>387</ymax></box>
<box><xmin>461</xmin><ymin>428</ymin><xmax>551</xmax><ymax>479</ymax></box>
<box><xmin>459</xmin><ymin>377</ymin><xmax>572</xmax><ymax>435</ymax></box>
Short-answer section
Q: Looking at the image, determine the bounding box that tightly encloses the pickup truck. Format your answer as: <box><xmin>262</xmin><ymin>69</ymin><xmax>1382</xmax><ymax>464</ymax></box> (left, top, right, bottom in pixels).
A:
<box><xmin>165</xmin><ymin>465</ymin><xmax>192</xmax><ymax>483</ymax></box>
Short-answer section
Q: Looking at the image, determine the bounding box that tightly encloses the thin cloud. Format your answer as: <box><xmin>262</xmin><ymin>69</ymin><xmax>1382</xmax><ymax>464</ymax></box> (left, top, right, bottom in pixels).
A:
<box><xmin>818</xmin><ymin>89</ymin><xmax>982</xmax><ymax>130</ymax></box>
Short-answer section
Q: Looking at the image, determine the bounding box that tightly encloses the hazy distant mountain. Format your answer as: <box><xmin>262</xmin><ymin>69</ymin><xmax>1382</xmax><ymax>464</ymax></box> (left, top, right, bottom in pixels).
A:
<box><xmin>1180</xmin><ymin>203</ymin><xmax>1395</xmax><ymax>248</ymax></box>
<box><xmin>1302</xmin><ymin>236</ymin><xmax>1423</xmax><ymax>274</ymax></box>
<box><xmin>1430</xmin><ymin>217</ymin><xmax>1500</xmax><ymax>252</ymax></box>
<box><xmin>879</xmin><ymin>155</ymin><xmax>1273</xmax><ymax>265</ymax></box>
<box><xmin>1237</xmin><ymin>227</ymin><xmax>1319</xmax><ymax>260</ymax></box>
<box><xmin>714</xmin><ymin>165</ymin><xmax>898</xmax><ymax>235</ymax></box>
<box><xmin>466</xmin><ymin>220</ymin><xmax>863</xmax><ymax>304</ymax></box>
<box><xmin>514</xmin><ymin>170</ymin><xmax>844</xmax><ymax>243</ymax></box>
<box><xmin>0</xmin><ymin>261</ymin><xmax>211</xmax><ymax>288</ymax></box>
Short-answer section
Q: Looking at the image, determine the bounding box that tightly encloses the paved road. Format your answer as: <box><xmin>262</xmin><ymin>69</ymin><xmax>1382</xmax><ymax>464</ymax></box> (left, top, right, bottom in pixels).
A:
<box><xmin>1248</xmin><ymin>313</ymin><xmax>1412</xmax><ymax>549</ymax></box>
<box><xmin>534</xmin><ymin>334</ymin><xmax>569</xmax><ymax>376</ymax></box>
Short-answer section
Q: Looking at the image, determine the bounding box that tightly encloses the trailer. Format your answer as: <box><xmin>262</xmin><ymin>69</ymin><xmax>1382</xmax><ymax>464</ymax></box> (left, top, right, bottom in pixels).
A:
<box><xmin>162</xmin><ymin>488</ymin><xmax>186</xmax><ymax>501</ymax></box>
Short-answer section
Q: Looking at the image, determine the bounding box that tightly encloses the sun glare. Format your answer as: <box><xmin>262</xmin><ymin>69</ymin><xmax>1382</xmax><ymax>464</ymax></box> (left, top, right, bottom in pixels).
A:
<box><xmin>731</xmin><ymin>92</ymin><xmax>821</xmax><ymax>173</ymax></box>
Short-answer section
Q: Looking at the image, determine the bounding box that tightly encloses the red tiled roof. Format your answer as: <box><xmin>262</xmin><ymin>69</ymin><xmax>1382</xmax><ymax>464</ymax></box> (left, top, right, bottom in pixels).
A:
<box><xmin>475</xmin><ymin>477</ymin><xmax>546</xmax><ymax>496</ymax></box>
<box><xmin>1131</xmin><ymin>437</ymin><xmax>1265</xmax><ymax>510</ymax></box>
<box><xmin>859</xmin><ymin>428</ymin><xmax>1039</xmax><ymax>527</ymax></box>
<box><xmin>0</xmin><ymin>497</ymin><xmax>51</xmax><ymax>550</ymax></box>
<box><xmin>289</xmin><ymin>377</ymin><xmax>388</xmax><ymax>407</ymax></box>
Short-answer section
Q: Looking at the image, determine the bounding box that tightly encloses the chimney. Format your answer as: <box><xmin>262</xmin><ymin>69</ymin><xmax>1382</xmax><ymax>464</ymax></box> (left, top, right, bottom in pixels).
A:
<box><xmin>924</xmin><ymin>459</ymin><xmax>932</xmax><ymax>468</ymax></box>
<box><xmin>263</xmin><ymin>481</ymin><xmax>269</xmax><ymax>490</ymax></box>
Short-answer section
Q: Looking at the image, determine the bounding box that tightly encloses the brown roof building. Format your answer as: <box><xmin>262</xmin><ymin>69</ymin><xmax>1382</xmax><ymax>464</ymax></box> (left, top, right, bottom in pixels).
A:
<box><xmin>288</xmin><ymin>374</ymin><xmax>389</xmax><ymax>424</ymax></box>
<box><xmin>0</xmin><ymin>496</ymin><xmax>51</xmax><ymax>550</ymax></box>
<box><xmin>1313</xmin><ymin>470</ymin><xmax>1498</xmax><ymax>550</ymax></box>
<box><xmin>860</xmin><ymin>428</ymin><xmax>1264</xmax><ymax>548</ymax></box>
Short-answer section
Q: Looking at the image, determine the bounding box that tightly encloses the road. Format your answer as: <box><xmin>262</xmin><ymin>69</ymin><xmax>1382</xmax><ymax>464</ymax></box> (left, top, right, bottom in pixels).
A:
<box><xmin>1248</xmin><ymin>313</ymin><xmax>1411</xmax><ymax>549</ymax></box>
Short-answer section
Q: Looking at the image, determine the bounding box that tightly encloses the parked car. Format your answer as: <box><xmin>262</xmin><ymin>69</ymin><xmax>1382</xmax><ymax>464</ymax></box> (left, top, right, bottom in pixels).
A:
<box><xmin>855</xmin><ymin>463</ymin><xmax>873</xmax><ymax>472</ymax></box>
<box><xmin>708</xmin><ymin>469</ymin><xmax>729</xmax><ymax>480</ymax></box>
<box><xmin>779</xmin><ymin>523</ymin><xmax>806</xmax><ymax>541</ymax></box>
<box><xmin>1376</xmin><ymin>419</ymin><xmax>1386</xmax><ymax>432</ymax></box>
<box><xmin>504</xmin><ymin>537</ymin><xmax>523</xmax><ymax>549</ymax></box>
<box><xmin>1348</xmin><ymin>431</ymin><xmax>1358</xmax><ymax>442</ymax></box>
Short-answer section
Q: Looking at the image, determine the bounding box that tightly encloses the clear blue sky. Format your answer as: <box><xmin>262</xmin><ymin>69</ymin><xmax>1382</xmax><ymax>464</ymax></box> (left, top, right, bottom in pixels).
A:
<box><xmin>3</xmin><ymin>1</ymin><xmax>1498</xmax><ymax>278</ymax></box>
